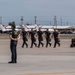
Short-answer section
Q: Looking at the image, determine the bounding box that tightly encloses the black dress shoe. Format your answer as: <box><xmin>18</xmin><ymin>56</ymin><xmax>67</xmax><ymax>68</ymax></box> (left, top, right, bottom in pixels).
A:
<box><xmin>37</xmin><ymin>46</ymin><xmax>40</xmax><ymax>48</ymax></box>
<box><xmin>8</xmin><ymin>61</ymin><xmax>17</xmax><ymax>63</ymax></box>
<box><xmin>49</xmin><ymin>43</ymin><xmax>51</xmax><ymax>47</ymax></box>
<box><xmin>30</xmin><ymin>47</ymin><xmax>33</xmax><ymax>48</ymax></box>
<box><xmin>21</xmin><ymin>46</ymin><xmax>24</xmax><ymax>48</ymax></box>
<box><xmin>46</xmin><ymin>46</ymin><xmax>48</xmax><ymax>48</ymax></box>
<box><xmin>58</xmin><ymin>43</ymin><xmax>60</xmax><ymax>47</ymax></box>
<box><xmin>53</xmin><ymin>47</ymin><xmax>56</xmax><ymax>48</ymax></box>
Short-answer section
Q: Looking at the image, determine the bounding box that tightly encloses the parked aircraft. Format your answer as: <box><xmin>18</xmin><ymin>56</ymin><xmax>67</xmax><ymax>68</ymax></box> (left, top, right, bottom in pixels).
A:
<box><xmin>21</xmin><ymin>24</ymin><xmax>38</xmax><ymax>31</ymax></box>
<box><xmin>1</xmin><ymin>24</ymin><xmax>73</xmax><ymax>34</ymax></box>
<box><xmin>0</xmin><ymin>24</ymin><xmax>21</xmax><ymax>33</ymax></box>
<box><xmin>21</xmin><ymin>24</ymin><xmax>54</xmax><ymax>32</ymax></box>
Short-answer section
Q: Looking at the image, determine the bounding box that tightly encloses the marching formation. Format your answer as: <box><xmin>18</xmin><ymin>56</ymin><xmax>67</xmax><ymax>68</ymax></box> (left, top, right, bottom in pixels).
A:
<box><xmin>21</xmin><ymin>28</ymin><xmax>60</xmax><ymax>48</ymax></box>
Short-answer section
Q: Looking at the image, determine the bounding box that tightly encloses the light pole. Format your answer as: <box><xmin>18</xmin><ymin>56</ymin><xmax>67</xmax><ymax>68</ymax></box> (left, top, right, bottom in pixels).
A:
<box><xmin>0</xmin><ymin>17</ymin><xmax>2</xmax><ymax>24</ymax></box>
<box><xmin>34</xmin><ymin>16</ymin><xmax>37</xmax><ymax>24</ymax></box>
<box><xmin>60</xmin><ymin>17</ymin><xmax>62</xmax><ymax>26</ymax></box>
<box><xmin>54</xmin><ymin>16</ymin><xmax>57</xmax><ymax>28</ymax></box>
<box><xmin>21</xmin><ymin>16</ymin><xmax>23</xmax><ymax>25</ymax></box>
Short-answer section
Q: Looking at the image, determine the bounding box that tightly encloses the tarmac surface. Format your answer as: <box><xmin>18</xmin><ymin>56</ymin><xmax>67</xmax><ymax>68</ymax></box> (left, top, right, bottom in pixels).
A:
<box><xmin>0</xmin><ymin>38</ymin><xmax>75</xmax><ymax>75</ymax></box>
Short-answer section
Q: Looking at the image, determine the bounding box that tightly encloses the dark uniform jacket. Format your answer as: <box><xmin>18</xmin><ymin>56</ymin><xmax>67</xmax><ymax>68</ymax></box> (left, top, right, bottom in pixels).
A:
<box><xmin>45</xmin><ymin>31</ymin><xmax>51</xmax><ymax>41</ymax></box>
<box><xmin>37</xmin><ymin>31</ymin><xmax>43</xmax><ymax>41</ymax></box>
<box><xmin>10</xmin><ymin>30</ymin><xmax>19</xmax><ymax>45</ymax></box>
<box><xmin>30</xmin><ymin>31</ymin><xmax>36</xmax><ymax>42</ymax></box>
<box><xmin>22</xmin><ymin>31</ymin><xmax>28</xmax><ymax>41</ymax></box>
<box><xmin>53</xmin><ymin>31</ymin><xmax>60</xmax><ymax>42</ymax></box>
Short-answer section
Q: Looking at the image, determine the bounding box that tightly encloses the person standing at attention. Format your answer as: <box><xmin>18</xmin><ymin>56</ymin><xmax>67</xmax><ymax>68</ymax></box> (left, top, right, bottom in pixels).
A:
<box><xmin>8</xmin><ymin>25</ymin><xmax>20</xmax><ymax>63</ymax></box>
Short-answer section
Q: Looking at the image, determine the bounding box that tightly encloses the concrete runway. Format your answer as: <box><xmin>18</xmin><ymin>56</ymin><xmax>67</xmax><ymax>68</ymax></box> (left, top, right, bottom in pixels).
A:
<box><xmin>0</xmin><ymin>39</ymin><xmax>75</xmax><ymax>75</ymax></box>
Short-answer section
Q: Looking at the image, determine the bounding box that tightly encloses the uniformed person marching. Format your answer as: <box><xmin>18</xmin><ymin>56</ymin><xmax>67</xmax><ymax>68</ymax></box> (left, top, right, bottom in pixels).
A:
<box><xmin>53</xmin><ymin>29</ymin><xmax>60</xmax><ymax>48</ymax></box>
<box><xmin>29</xmin><ymin>29</ymin><xmax>37</xmax><ymax>48</ymax></box>
<box><xmin>21</xmin><ymin>28</ymin><xmax>28</xmax><ymax>48</ymax></box>
<box><xmin>8</xmin><ymin>25</ymin><xmax>20</xmax><ymax>63</ymax></box>
<box><xmin>45</xmin><ymin>29</ymin><xmax>52</xmax><ymax>48</ymax></box>
<box><xmin>37</xmin><ymin>28</ymin><xmax>44</xmax><ymax>48</ymax></box>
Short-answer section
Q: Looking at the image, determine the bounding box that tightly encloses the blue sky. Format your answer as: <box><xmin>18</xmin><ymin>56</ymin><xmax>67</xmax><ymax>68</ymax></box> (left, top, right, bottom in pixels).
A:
<box><xmin>0</xmin><ymin>0</ymin><xmax>75</xmax><ymax>25</ymax></box>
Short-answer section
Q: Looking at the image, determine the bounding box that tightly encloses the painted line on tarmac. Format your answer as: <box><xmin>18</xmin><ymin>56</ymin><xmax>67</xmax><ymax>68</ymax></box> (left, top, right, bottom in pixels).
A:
<box><xmin>17</xmin><ymin>71</ymin><xmax>75</xmax><ymax>75</ymax></box>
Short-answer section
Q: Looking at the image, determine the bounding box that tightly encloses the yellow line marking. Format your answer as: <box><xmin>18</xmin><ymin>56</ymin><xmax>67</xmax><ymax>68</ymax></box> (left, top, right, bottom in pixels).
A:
<box><xmin>17</xmin><ymin>71</ymin><xmax>75</xmax><ymax>75</ymax></box>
